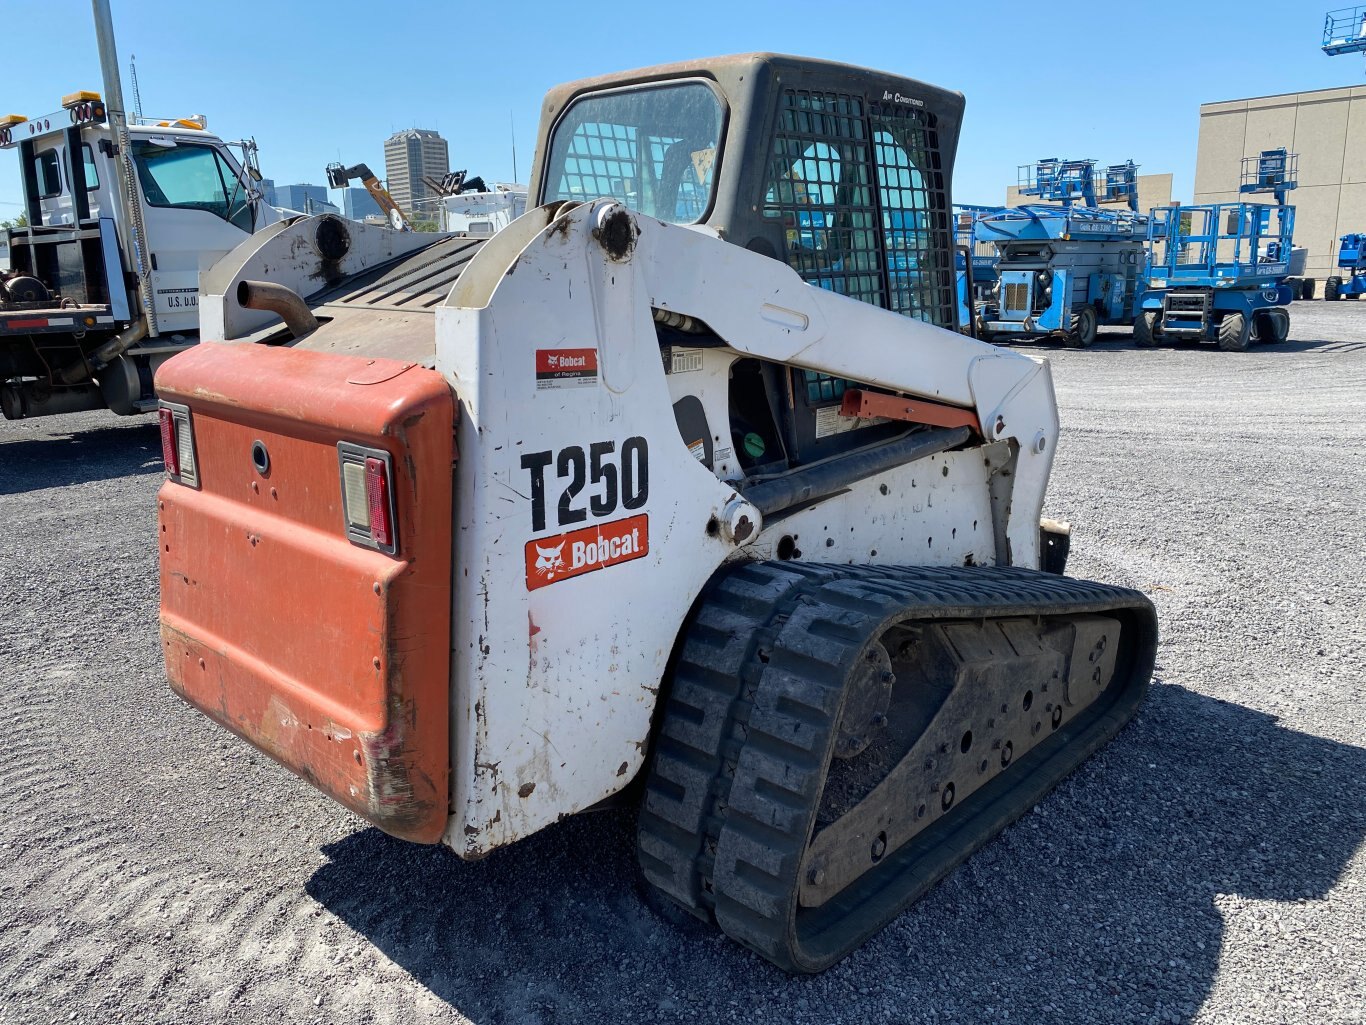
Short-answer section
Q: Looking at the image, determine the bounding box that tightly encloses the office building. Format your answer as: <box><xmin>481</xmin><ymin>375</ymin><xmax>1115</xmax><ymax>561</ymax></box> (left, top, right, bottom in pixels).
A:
<box><xmin>1194</xmin><ymin>85</ymin><xmax>1366</xmax><ymax>291</ymax></box>
<box><xmin>384</xmin><ymin>128</ymin><xmax>449</xmax><ymax>214</ymax></box>
<box><xmin>339</xmin><ymin>186</ymin><xmax>382</xmax><ymax>222</ymax></box>
<box><xmin>273</xmin><ymin>183</ymin><xmax>336</xmax><ymax>215</ymax></box>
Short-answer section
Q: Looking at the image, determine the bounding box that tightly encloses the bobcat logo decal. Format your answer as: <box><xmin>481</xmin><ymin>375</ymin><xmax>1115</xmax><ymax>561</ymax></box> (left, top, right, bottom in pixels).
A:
<box><xmin>533</xmin><ymin>541</ymin><xmax>566</xmax><ymax>579</ymax></box>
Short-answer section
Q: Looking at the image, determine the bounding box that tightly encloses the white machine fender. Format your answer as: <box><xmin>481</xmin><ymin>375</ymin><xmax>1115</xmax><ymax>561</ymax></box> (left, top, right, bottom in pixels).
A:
<box><xmin>437</xmin><ymin>200</ymin><xmax>1061</xmax><ymax>855</ymax></box>
<box><xmin>437</xmin><ymin>202</ymin><xmax>744</xmax><ymax>854</ymax></box>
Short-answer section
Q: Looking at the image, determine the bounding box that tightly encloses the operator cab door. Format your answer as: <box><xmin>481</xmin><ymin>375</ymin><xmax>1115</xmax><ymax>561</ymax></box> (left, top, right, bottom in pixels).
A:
<box><xmin>131</xmin><ymin>136</ymin><xmax>258</xmax><ymax>332</ymax></box>
<box><xmin>752</xmin><ymin>93</ymin><xmax>956</xmax><ymax>469</ymax></box>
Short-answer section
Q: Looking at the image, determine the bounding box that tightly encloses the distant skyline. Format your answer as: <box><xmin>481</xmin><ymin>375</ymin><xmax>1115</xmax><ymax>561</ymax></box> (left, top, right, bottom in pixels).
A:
<box><xmin>2</xmin><ymin>0</ymin><xmax>1360</xmax><ymax>218</ymax></box>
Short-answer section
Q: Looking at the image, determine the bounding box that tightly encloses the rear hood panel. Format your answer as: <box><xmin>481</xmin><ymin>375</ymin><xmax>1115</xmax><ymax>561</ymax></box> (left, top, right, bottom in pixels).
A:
<box><xmin>157</xmin><ymin>342</ymin><xmax>454</xmax><ymax>843</ymax></box>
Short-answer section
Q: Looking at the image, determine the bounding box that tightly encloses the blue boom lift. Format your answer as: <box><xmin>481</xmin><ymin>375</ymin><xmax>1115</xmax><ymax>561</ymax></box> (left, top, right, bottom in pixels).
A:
<box><xmin>1324</xmin><ymin>234</ymin><xmax>1366</xmax><ymax>299</ymax></box>
<box><xmin>1136</xmin><ymin>149</ymin><xmax>1297</xmax><ymax>351</ymax></box>
<box><xmin>1323</xmin><ymin>6</ymin><xmax>1366</xmax><ymax>69</ymax></box>
<box><xmin>973</xmin><ymin>158</ymin><xmax>1147</xmax><ymax>347</ymax></box>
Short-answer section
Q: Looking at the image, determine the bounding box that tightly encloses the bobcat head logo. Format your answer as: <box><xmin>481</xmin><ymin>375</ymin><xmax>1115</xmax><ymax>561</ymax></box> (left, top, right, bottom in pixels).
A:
<box><xmin>534</xmin><ymin>541</ymin><xmax>566</xmax><ymax>578</ymax></box>
<box><xmin>546</xmin><ymin>354</ymin><xmax>560</xmax><ymax>368</ymax></box>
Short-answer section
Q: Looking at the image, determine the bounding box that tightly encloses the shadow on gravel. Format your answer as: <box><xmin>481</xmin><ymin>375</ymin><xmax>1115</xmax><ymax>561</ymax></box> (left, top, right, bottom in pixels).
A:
<box><xmin>998</xmin><ymin>336</ymin><xmax>1364</xmax><ymax>355</ymax></box>
<box><xmin>307</xmin><ymin>684</ymin><xmax>1366</xmax><ymax>1025</ymax></box>
<box><xmin>0</xmin><ymin>422</ymin><xmax>162</xmax><ymax>494</ymax></box>
<box><xmin>1255</xmin><ymin>338</ymin><xmax>1366</xmax><ymax>354</ymax></box>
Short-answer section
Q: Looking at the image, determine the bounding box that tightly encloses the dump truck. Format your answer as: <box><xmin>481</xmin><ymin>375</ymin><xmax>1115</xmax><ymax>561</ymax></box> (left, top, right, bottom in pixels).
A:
<box><xmin>0</xmin><ymin>92</ymin><xmax>276</xmax><ymax>419</ymax></box>
<box><xmin>156</xmin><ymin>54</ymin><xmax>1159</xmax><ymax>973</ymax></box>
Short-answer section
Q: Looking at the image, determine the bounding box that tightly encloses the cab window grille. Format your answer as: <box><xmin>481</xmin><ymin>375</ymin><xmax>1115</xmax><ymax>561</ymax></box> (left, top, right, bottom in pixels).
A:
<box><xmin>763</xmin><ymin>89</ymin><xmax>953</xmax><ymax>329</ymax></box>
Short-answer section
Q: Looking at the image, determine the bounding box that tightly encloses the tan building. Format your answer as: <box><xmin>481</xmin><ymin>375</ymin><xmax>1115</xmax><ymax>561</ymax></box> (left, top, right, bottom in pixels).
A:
<box><xmin>383</xmin><ymin>128</ymin><xmax>450</xmax><ymax>215</ymax></box>
<box><xmin>1195</xmin><ymin>85</ymin><xmax>1366</xmax><ymax>291</ymax></box>
<box><xmin>1005</xmin><ymin>173</ymin><xmax>1173</xmax><ymax>215</ymax></box>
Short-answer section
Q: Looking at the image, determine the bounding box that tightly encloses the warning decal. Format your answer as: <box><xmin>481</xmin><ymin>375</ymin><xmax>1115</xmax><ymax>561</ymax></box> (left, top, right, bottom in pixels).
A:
<box><xmin>536</xmin><ymin>348</ymin><xmax>598</xmax><ymax>389</ymax></box>
<box><xmin>525</xmin><ymin>514</ymin><xmax>649</xmax><ymax>590</ymax></box>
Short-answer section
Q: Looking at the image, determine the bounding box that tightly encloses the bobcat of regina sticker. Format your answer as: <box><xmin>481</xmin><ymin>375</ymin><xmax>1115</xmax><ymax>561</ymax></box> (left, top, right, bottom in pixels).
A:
<box><xmin>525</xmin><ymin>514</ymin><xmax>648</xmax><ymax>590</ymax></box>
<box><xmin>536</xmin><ymin>348</ymin><xmax>598</xmax><ymax>389</ymax></box>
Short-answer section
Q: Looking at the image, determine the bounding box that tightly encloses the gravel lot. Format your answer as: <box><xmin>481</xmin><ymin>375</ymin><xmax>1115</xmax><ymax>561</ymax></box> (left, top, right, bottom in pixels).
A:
<box><xmin>2</xmin><ymin>301</ymin><xmax>1364</xmax><ymax>1025</ymax></box>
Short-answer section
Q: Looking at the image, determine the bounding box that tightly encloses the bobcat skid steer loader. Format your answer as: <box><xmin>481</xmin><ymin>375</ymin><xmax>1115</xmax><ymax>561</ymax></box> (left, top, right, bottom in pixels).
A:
<box><xmin>156</xmin><ymin>54</ymin><xmax>1158</xmax><ymax>972</ymax></box>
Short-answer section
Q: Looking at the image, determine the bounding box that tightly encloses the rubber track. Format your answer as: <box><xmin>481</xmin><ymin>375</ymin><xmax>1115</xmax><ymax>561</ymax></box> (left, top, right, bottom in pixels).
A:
<box><xmin>637</xmin><ymin>562</ymin><xmax>1157</xmax><ymax>972</ymax></box>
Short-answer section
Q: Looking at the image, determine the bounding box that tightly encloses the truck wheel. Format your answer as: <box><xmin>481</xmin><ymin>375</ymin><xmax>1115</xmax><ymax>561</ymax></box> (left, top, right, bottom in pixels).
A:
<box><xmin>1133</xmin><ymin>311</ymin><xmax>1159</xmax><ymax>349</ymax></box>
<box><xmin>1325</xmin><ymin>277</ymin><xmax>1341</xmax><ymax>301</ymax></box>
<box><xmin>1254</xmin><ymin>307</ymin><xmax>1290</xmax><ymax>344</ymax></box>
<box><xmin>1217</xmin><ymin>312</ymin><xmax>1250</xmax><ymax>352</ymax></box>
<box><xmin>1066</xmin><ymin>306</ymin><xmax>1098</xmax><ymax>348</ymax></box>
<box><xmin>1301</xmin><ymin>278</ymin><xmax>1315</xmax><ymax>302</ymax></box>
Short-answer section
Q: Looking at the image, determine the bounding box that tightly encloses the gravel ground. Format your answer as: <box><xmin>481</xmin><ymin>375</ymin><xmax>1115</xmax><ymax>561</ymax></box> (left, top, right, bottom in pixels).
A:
<box><xmin>1</xmin><ymin>300</ymin><xmax>1364</xmax><ymax>1025</ymax></box>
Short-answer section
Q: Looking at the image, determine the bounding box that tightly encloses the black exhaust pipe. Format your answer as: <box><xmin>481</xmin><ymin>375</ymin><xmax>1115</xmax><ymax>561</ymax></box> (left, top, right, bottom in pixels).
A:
<box><xmin>236</xmin><ymin>280</ymin><xmax>319</xmax><ymax>341</ymax></box>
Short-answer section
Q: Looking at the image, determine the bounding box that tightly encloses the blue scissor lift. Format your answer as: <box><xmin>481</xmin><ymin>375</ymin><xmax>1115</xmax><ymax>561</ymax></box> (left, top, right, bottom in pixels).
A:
<box><xmin>973</xmin><ymin>158</ymin><xmax>1147</xmax><ymax>347</ymax></box>
<box><xmin>1137</xmin><ymin>149</ymin><xmax>1297</xmax><ymax>351</ymax></box>
<box><xmin>953</xmin><ymin>203</ymin><xmax>1003</xmax><ymax>333</ymax></box>
<box><xmin>1325</xmin><ymin>233</ymin><xmax>1366</xmax><ymax>299</ymax></box>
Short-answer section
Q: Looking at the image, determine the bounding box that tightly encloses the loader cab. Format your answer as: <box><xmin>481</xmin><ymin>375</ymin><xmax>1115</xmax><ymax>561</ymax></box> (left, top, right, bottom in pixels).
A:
<box><xmin>532</xmin><ymin>53</ymin><xmax>964</xmax><ymax>472</ymax></box>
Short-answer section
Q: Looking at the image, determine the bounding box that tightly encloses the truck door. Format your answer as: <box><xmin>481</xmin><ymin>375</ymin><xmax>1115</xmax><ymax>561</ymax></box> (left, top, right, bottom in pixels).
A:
<box><xmin>130</xmin><ymin>137</ymin><xmax>258</xmax><ymax>332</ymax></box>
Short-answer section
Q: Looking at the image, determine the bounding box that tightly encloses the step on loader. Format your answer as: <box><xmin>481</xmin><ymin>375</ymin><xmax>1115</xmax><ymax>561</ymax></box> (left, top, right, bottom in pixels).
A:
<box><xmin>156</xmin><ymin>54</ymin><xmax>1158</xmax><ymax>972</ymax></box>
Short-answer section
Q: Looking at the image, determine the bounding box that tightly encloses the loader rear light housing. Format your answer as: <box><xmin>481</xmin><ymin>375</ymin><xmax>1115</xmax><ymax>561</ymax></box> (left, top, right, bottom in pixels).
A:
<box><xmin>158</xmin><ymin>401</ymin><xmax>199</xmax><ymax>488</ymax></box>
<box><xmin>338</xmin><ymin>442</ymin><xmax>398</xmax><ymax>555</ymax></box>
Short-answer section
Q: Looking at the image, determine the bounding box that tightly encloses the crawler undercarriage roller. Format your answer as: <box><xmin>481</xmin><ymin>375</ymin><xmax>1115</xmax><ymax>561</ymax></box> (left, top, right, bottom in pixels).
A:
<box><xmin>638</xmin><ymin>562</ymin><xmax>1158</xmax><ymax>972</ymax></box>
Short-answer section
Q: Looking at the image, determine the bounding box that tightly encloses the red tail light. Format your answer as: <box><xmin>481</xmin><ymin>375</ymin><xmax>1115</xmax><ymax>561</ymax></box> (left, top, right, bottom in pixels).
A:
<box><xmin>159</xmin><ymin>407</ymin><xmax>179</xmax><ymax>476</ymax></box>
<box><xmin>158</xmin><ymin>401</ymin><xmax>199</xmax><ymax>486</ymax></box>
<box><xmin>365</xmin><ymin>456</ymin><xmax>393</xmax><ymax>549</ymax></box>
<box><xmin>338</xmin><ymin>442</ymin><xmax>398</xmax><ymax>555</ymax></box>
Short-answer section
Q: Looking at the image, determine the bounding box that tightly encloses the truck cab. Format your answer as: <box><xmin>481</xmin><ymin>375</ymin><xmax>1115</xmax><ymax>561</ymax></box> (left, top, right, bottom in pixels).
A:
<box><xmin>0</xmin><ymin>93</ymin><xmax>277</xmax><ymax>418</ymax></box>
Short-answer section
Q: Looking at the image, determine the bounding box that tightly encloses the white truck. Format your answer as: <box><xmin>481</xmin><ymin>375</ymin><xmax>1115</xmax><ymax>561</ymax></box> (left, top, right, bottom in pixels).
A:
<box><xmin>438</xmin><ymin>180</ymin><xmax>527</xmax><ymax>234</ymax></box>
<box><xmin>0</xmin><ymin>93</ymin><xmax>277</xmax><ymax>419</ymax></box>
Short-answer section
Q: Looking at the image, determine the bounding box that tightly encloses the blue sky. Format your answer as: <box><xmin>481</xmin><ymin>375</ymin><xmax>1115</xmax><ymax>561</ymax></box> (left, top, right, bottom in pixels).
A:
<box><xmin>1</xmin><ymin>0</ymin><xmax>1359</xmax><ymax>218</ymax></box>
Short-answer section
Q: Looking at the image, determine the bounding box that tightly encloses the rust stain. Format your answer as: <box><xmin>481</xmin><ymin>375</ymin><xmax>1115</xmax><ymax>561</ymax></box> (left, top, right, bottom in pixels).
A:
<box><xmin>517</xmin><ymin>782</ymin><xmax>536</xmax><ymax>798</ymax></box>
